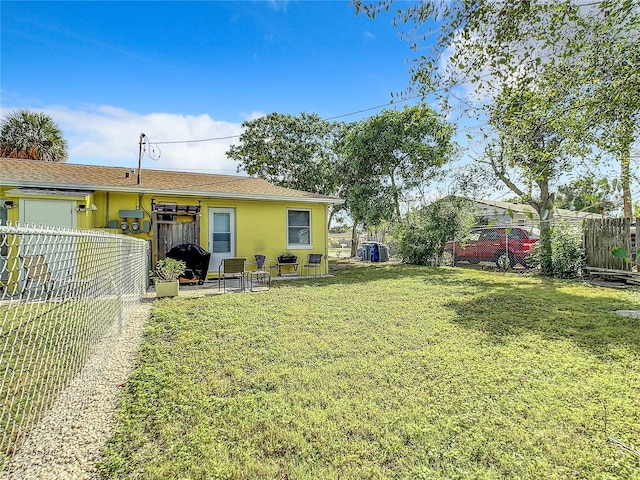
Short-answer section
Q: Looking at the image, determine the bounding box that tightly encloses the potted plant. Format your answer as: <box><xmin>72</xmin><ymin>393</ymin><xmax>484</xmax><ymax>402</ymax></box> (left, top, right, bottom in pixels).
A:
<box><xmin>277</xmin><ymin>251</ymin><xmax>298</xmax><ymax>264</ymax></box>
<box><xmin>153</xmin><ymin>257</ymin><xmax>186</xmax><ymax>298</ymax></box>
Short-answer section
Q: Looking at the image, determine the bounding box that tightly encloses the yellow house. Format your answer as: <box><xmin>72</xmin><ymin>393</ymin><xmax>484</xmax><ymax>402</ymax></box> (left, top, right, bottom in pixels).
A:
<box><xmin>0</xmin><ymin>157</ymin><xmax>343</xmax><ymax>277</ymax></box>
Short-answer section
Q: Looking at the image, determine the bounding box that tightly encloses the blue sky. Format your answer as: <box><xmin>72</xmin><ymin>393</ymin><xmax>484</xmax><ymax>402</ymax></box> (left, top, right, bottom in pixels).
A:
<box><xmin>2</xmin><ymin>1</ymin><xmax>630</xmax><ymax>206</ymax></box>
<box><xmin>2</xmin><ymin>1</ymin><xmax>433</xmax><ymax>175</ymax></box>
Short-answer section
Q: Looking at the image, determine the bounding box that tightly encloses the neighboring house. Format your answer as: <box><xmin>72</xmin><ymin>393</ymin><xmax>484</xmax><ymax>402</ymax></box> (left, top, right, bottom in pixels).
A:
<box><xmin>0</xmin><ymin>157</ymin><xmax>343</xmax><ymax>276</ymax></box>
<box><xmin>470</xmin><ymin>198</ymin><xmax>605</xmax><ymax>231</ymax></box>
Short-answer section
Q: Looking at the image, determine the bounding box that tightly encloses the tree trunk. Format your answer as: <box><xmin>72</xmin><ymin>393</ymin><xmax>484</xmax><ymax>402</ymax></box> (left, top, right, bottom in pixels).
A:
<box><xmin>615</xmin><ymin>115</ymin><xmax>634</xmax><ymax>218</ymax></box>
<box><xmin>622</xmin><ymin>151</ymin><xmax>632</xmax><ymax>219</ymax></box>
<box><xmin>328</xmin><ymin>208</ymin><xmax>337</xmax><ymax>232</ymax></box>
<box><xmin>350</xmin><ymin>223</ymin><xmax>358</xmax><ymax>258</ymax></box>
<box><xmin>620</xmin><ymin>132</ymin><xmax>633</xmax><ymax>219</ymax></box>
<box><xmin>535</xmin><ymin>178</ymin><xmax>554</xmax><ymax>276</ymax></box>
<box><xmin>390</xmin><ymin>173</ymin><xmax>401</xmax><ymax>219</ymax></box>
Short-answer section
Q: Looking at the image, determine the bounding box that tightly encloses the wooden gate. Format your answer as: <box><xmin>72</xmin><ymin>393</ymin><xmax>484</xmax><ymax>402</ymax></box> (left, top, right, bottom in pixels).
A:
<box><xmin>152</xmin><ymin>203</ymin><xmax>201</xmax><ymax>264</ymax></box>
<box><xmin>583</xmin><ymin>218</ymin><xmax>632</xmax><ymax>270</ymax></box>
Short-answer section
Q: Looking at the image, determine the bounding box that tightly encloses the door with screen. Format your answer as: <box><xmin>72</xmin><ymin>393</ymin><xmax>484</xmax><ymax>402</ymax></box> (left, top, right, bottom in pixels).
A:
<box><xmin>208</xmin><ymin>208</ymin><xmax>235</xmax><ymax>272</ymax></box>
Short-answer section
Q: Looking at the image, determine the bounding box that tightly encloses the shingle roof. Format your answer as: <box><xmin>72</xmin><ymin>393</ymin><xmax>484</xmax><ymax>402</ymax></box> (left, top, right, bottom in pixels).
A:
<box><xmin>0</xmin><ymin>157</ymin><xmax>343</xmax><ymax>204</ymax></box>
<box><xmin>472</xmin><ymin>198</ymin><xmax>604</xmax><ymax>220</ymax></box>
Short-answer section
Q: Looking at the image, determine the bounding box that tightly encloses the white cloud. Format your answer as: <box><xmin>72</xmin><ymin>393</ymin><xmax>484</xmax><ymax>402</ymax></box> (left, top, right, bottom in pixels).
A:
<box><xmin>268</xmin><ymin>0</ymin><xmax>288</xmax><ymax>12</ymax></box>
<box><xmin>241</xmin><ymin>110</ymin><xmax>267</xmax><ymax>122</ymax></box>
<box><xmin>6</xmin><ymin>103</ymin><xmax>248</xmax><ymax>174</ymax></box>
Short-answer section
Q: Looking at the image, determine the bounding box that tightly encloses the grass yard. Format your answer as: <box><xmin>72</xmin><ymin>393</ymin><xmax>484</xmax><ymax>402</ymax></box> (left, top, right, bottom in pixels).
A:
<box><xmin>1</xmin><ymin>297</ymin><xmax>118</xmax><ymax>463</ymax></box>
<box><xmin>99</xmin><ymin>265</ymin><xmax>640</xmax><ymax>479</ymax></box>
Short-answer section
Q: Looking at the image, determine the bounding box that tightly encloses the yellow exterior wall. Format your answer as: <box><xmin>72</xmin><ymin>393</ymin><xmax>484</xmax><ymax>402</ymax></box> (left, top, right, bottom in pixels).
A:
<box><xmin>148</xmin><ymin>194</ymin><xmax>330</xmax><ymax>276</ymax></box>
<box><xmin>0</xmin><ymin>188</ymin><xmax>93</xmax><ymax>227</ymax></box>
<box><xmin>1</xmin><ymin>187</ymin><xmax>331</xmax><ymax>276</ymax></box>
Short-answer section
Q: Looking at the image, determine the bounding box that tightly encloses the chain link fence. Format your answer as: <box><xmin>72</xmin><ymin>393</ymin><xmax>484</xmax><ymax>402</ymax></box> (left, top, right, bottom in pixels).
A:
<box><xmin>0</xmin><ymin>223</ymin><xmax>149</xmax><ymax>468</ymax></box>
<box><xmin>442</xmin><ymin>224</ymin><xmax>541</xmax><ymax>269</ymax></box>
<box><xmin>441</xmin><ymin>219</ymin><xmax>636</xmax><ymax>278</ymax></box>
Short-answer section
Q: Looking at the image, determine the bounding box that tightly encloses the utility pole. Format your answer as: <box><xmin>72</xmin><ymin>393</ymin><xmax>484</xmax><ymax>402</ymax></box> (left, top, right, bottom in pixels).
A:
<box><xmin>137</xmin><ymin>133</ymin><xmax>145</xmax><ymax>185</ymax></box>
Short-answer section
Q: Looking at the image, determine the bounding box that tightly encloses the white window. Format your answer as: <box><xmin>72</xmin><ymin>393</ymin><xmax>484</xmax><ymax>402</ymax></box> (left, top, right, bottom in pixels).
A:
<box><xmin>287</xmin><ymin>209</ymin><xmax>310</xmax><ymax>247</ymax></box>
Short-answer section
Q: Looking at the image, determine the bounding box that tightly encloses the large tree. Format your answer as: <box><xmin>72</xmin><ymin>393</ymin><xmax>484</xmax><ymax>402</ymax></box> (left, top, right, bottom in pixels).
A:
<box><xmin>228</xmin><ymin>107</ymin><xmax>455</xmax><ymax>257</ymax></box>
<box><xmin>354</xmin><ymin>0</ymin><xmax>639</xmax><ymax>217</ymax></box>
<box><xmin>482</xmin><ymin>83</ymin><xmax>586</xmax><ymax>275</ymax></box>
<box><xmin>554</xmin><ymin>6</ymin><xmax>639</xmax><ymax>218</ymax></box>
<box><xmin>338</xmin><ymin>105</ymin><xmax>456</xmax><ymax>255</ymax></box>
<box><xmin>0</xmin><ymin>109</ymin><xmax>68</xmax><ymax>162</ymax></box>
<box><xmin>227</xmin><ymin>112</ymin><xmax>341</xmax><ymax>195</ymax></box>
<box><xmin>227</xmin><ymin>112</ymin><xmax>345</xmax><ymax>224</ymax></box>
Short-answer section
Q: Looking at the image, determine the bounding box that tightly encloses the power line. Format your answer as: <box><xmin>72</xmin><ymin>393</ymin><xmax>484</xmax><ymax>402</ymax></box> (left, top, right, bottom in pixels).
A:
<box><xmin>153</xmin><ymin>134</ymin><xmax>242</xmax><ymax>145</ymax></box>
<box><xmin>323</xmin><ymin>93</ymin><xmax>423</xmax><ymax>120</ymax></box>
<box><xmin>142</xmin><ymin>75</ymin><xmax>492</xmax><ymax>147</ymax></box>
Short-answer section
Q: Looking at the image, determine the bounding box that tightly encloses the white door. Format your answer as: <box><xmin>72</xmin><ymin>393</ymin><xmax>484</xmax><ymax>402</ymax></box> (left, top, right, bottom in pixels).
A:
<box><xmin>208</xmin><ymin>208</ymin><xmax>235</xmax><ymax>272</ymax></box>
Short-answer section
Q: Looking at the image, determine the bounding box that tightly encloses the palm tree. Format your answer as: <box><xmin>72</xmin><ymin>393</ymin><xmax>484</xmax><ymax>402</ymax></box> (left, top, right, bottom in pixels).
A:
<box><xmin>0</xmin><ymin>109</ymin><xmax>68</xmax><ymax>162</ymax></box>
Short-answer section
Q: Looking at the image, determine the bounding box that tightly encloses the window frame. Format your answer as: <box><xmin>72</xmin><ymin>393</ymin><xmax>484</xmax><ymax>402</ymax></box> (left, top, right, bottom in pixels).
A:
<box><xmin>286</xmin><ymin>208</ymin><xmax>311</xmax><ymax>249</ymax></box>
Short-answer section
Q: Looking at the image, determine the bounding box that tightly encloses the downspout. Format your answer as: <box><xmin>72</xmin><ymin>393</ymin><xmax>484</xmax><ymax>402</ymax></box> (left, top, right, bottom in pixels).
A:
<box><xmin>105</xmin><ymin>192</ymin><xmax>110</xmax><ymax>228</ymax></box>
<box><xmin>324</xmin><ymin>203</ymin><xmax>328</xmax><ymax>275</ymax></box>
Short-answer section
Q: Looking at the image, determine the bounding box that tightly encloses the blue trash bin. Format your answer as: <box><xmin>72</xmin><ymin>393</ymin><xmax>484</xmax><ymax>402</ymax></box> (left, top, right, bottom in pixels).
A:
<box><xmin>360</xmin><ymin>243</ymin><xmax>374</xmax><ymax>261</ymax></box>
<box><xmin>371</xmin><ymin>243</ymin><xmax>379</xmax><ymax>262</ymax></box>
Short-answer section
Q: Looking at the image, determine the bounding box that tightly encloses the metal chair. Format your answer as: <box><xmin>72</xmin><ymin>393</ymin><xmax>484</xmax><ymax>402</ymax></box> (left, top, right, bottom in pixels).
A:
<box><xmin>218</xmin><ymin>257</ymin><xmax>247</xmax><ymax>292</ymax></box>
<box><xmin>303</xmin><ymin>253</ymin><xmax>323</xmax><ymax>277</ymax></box>
<box><xmin>247</xmin><ymin>254</ymin><xmax>271</xmax><ymax>291</ymax></box>
<box><xmin>21</xmin><ymin>255</ymin><xmax>55</xmax><ymax>299</ymax></box>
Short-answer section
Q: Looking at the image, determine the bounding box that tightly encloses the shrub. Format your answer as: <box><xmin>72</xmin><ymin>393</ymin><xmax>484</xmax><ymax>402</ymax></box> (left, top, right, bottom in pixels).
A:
<box><xmin>395</xmin><ymin>197</ymin><xmax>476</xmax><ymax>265</ymax></box>
<box><xmin>154</xmin><ymin>258</ymin><xmax>186</xmax><ymax>282</ymax></box>
<box><xmin>529</xmin><ymin>222</ymin><xmax>585</xmax><ymax>278</ymax></box>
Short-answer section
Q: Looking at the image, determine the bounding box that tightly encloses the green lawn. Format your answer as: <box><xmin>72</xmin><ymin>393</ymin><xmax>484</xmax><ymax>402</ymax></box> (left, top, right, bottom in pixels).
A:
<box><xmin>1</xmin><ymin>297</ymin><xmax>118</xmax><ymax>465</ymax></box>
<box><xmin>99</xmin><ymin>265</ymin><xmax>640</xmax><ymax>479</ymax></box>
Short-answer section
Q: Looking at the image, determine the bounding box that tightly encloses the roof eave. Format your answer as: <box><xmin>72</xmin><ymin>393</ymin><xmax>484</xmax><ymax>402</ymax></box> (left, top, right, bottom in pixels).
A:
<box><xmin>1</xmin><ymin>180</ymin><xmax>345</xmax><ymax>205</ymax></box>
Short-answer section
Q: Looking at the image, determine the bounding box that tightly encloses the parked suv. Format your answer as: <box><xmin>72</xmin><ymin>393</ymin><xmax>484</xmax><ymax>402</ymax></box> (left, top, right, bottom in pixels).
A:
<box><xmin>445</xmin><ymin>227</ymin><xmax>539</xmax><ymax>268</ymax></box>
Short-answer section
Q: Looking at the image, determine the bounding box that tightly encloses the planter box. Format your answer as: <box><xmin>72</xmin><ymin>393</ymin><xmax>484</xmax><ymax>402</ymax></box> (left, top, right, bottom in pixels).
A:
<box><xmin>156</xmin><ymin>280</ymin><xmax>179</xmax><ymax>298</ymax></box>
<box><xmin>278</xmin><ymin>256</ymin><xmax>298</xmax><ymax>264</ymax></box>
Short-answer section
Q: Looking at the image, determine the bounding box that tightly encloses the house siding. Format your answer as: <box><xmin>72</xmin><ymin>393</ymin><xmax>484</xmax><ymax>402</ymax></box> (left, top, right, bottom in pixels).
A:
<box><xmin>1</xmin><ymin>159</ymin><xmax>340</xmax><ymax>276</ymax></box>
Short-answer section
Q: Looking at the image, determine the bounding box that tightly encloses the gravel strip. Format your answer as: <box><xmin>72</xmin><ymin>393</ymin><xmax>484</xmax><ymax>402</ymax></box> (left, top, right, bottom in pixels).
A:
<box><xmin>2</xmin><ymin>299</ymin><xmax>152</xmax><ymax>480</ymax></box>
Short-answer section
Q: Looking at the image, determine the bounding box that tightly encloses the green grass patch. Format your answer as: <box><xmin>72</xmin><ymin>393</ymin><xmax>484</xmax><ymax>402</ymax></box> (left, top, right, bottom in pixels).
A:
<box><xmin>99</xmin><ymin>265</ymin><xmax>640</xmax><ymax>479</ymax></box>
<box><xmin>1</xmin><ymin>297</ymin><xmax>119</xmax><ymax>463</ymax></box>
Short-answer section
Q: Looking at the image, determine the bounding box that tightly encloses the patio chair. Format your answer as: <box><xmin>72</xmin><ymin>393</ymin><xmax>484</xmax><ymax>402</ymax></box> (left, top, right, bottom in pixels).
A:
<box><xmin>21</xmin><ymin>255</ymin><xmax>55</xmax><ymax>299</ymax></box>
<box><xmin>218</xmin><ymin>257</ymin><xmax>247</xmax><ymax>292</ymax></box>
<box><xmin>303</xmin><ymin>253</ymin><xmax>323</xmax><ymax>277</ymax></box>
<box><xmin>247</xmin><ymin>254</ymin><xmax>272</xmax><ymax>291</ymax></box>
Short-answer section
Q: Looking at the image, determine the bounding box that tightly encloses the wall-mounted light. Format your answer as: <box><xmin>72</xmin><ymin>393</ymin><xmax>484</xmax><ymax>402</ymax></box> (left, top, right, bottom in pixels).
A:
<box><xmin>131</xmin><ymin>220</ymin><xmax>140</xmax><ymax>233</ymax></box>
<box><xmin>76</xmin><ymin>203</ymin><xmax>98</xmax><ymax>212</ymax></box>
<box><xmin>121</xmin><ymin>220</ymin><xmax>129</xmax><ymax>233</ymax></box>
<box><xmin>2</xmin><ymin>200</ymin><xmax>16</xmax><ymax>209</ymax></box>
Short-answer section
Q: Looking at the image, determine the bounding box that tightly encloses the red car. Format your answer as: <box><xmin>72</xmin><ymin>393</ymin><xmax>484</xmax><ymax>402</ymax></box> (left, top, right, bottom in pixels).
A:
<box><xmin>445</xmin><ymin>227</ymin><xmax>539</xmax><ymax>268</ymax></box>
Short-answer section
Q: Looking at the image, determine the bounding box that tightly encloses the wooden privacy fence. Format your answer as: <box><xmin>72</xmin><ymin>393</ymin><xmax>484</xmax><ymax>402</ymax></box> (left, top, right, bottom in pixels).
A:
<box><xmin>583</xmin><ymin>218</ymin><xmax>634</xmax><ymax>270</ymax></box>
<box><xmin>152</xmin><ymin>202</ymin><xmax>201</xmax><ymax>264</ymax></box>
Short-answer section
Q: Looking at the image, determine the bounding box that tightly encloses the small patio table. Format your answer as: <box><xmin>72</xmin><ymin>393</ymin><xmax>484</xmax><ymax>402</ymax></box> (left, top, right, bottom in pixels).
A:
<box><xmin>277</xmin><ymin>262</ymin><xmax>299</xmax><ymax>276</ymax></box>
